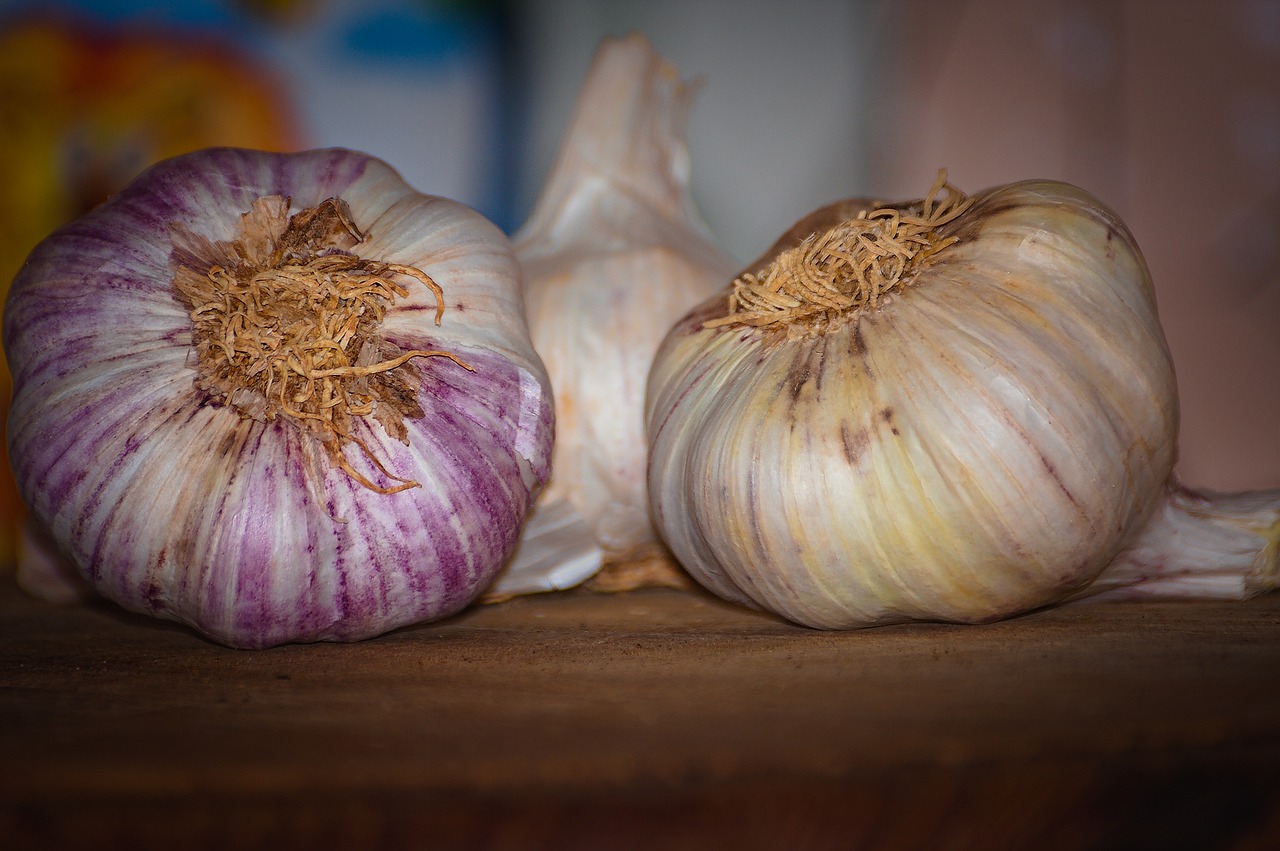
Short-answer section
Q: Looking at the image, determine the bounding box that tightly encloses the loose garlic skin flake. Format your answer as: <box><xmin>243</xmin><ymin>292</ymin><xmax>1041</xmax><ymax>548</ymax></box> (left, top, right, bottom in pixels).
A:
<box><xmin>647</xmin><ymin>179</ymin><xmax>1278</xmax><ymax>628</ymax></box>
<box><xmin>5</xmin><ymin>148</ymin><xmax>553</xmax><ymax>648</ymax></box>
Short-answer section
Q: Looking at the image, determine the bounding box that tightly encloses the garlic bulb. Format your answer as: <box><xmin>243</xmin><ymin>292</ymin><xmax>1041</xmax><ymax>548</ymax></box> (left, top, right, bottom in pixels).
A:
<box><xmin>646</xmin><ymin>175</ymin><xmax>1279</xmax><ymax>628</ymax></box>
<box><xmin>489</xmin><ymin>34</ymin><xmax>736</xmax><ymax>597</ymax></box>
<box><xmin>4</xmin><ymin>147</ymin><xmax>553</xmax><ymax>648</ymax></box>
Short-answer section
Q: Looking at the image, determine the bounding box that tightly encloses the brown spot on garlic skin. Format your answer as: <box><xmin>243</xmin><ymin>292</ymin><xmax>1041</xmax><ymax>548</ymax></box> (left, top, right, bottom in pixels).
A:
<box><xmin>785</xmin><ymin>358</ymin><xmax>810</xmax><ymax>402</ymax></box>
<box><xmin>849</xmin><ymin>324</ymin><xmax>868</xmax><ymax>357</ymax></box>
<box><xmin>847</xmin><ymin>322</ymin><xmax>874</xmax><ymax>380</ymax></box>
<box><xmin>840</xmin><ymin>422</ymin><xmax>870</xmax><ymax>465</ymax></box>
<box><xmin>880</xmin><ymin>407</ymin><xmax>901</xmax><ymax>436</ymax></box>
<box><xmin>783</xmin><ymin>334</ymin><xmax>829</xmax><ymax>404</ymax></box>
<box><xmin>810</xmin><ymin>335</ymin><xmax>828</xmax><ymax>393</ymax></box>
<box><xmin>1104</xmin><ymin>226</ymin><xmax>1119</xmax><ymax>261</ymax></box>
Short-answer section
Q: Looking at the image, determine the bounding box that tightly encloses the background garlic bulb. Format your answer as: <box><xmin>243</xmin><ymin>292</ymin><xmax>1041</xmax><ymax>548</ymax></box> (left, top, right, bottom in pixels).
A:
<box><xmin>646</xmin><ymin>176</ymin><xmax>1279</xmax><ymax>628</ymax></box>
<box><xmin>5</xmin><ymin>147</ymin><xmax>553</xmax><ymax>648</ymax></box>
<box><xmin>489</xmin><ymin>34</ymin><xmax>736</xmax><ymax>597</ymax></box>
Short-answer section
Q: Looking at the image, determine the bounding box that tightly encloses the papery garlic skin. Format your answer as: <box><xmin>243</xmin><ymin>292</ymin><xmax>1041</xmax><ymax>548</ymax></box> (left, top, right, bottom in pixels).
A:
<box><xmin>5</xmin><ymin>147</ymin><xmax>553</xmax><ymax>648</ymax></box>
<box><xmin>647</xmin><ymin>180</ymin><xmax>1193</xmax><ymax>628</ymax></box>
<box><xmin>490</xmin><ymin>34</ymin><xmax>736</xmax><ymax>596</ymax></box>
<box><xmin>1088</xmin><ymin>480</ymin><xmax>1279</xmax><ymax>601</ymax></box>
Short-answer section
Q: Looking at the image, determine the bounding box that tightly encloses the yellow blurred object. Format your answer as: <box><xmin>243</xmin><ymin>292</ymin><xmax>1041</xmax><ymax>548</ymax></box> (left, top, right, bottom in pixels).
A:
<box><xmin>0</xmin><ymin>14</ymin><xmax>301</xmax><ymax>569</ymax></box>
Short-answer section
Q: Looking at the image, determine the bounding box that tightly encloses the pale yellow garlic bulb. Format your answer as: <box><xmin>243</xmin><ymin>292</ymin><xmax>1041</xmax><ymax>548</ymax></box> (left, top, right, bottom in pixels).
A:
<box><xmin>646</xmin><ymin>177</ymin><xmax>1278</xmax><ymax>628</ymax></box>
<box><xmin>489</xmin><ymin>34</ymin><xmax>736</xmax><ymax>597</ymax></box>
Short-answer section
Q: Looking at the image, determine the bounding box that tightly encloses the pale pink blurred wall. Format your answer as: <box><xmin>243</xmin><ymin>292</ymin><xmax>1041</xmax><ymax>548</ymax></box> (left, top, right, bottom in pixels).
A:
<box><xmin>872</xmin><ymin>0</ymin><xmax>1279</xmax><ymax>491</ymax></box>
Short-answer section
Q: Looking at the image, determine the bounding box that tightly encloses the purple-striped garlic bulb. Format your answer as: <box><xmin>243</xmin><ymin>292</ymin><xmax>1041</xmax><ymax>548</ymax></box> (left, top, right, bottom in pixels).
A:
<box><xmin>4</xmin><ymin>147</ymin><xmax>553</xmax><ymax>648</ymax></box>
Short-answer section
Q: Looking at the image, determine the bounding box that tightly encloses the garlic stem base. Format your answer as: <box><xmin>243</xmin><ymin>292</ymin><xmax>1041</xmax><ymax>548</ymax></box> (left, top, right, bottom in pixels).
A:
<box><xmin>1086</xmin><ymin>480</ymin><xmax>1280</xmax><ymax>601</ymax></box>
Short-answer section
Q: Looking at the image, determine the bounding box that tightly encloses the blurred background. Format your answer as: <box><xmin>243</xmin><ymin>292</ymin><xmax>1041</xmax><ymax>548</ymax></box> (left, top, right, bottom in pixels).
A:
<box><xmin>0</xmin><ymin>0</ymin><xmax>1276</xmax><ymax>566</ymax></box>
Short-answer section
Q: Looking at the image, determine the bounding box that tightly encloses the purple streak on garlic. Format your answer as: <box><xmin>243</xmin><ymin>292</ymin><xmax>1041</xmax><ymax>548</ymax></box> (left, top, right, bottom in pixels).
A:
<box><xmin>488</xmin><ymin>34</ymin><xmax>737</xmax><ymax>597</ymax></box>
<box><xmin>5</xmin><ymin>147</ymin><xmax>553</xmax><ymax>648</ymax></box>
<box><xmin>646</xmin><ymin>176</ymin><xmax>1279</xmax><ymax>628</ymax></box>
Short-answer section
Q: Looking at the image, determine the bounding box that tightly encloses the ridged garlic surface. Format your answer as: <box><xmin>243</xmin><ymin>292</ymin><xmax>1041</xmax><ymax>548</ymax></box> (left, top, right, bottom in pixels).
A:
<box><xmin>647</xmin><ymin>178</ymin><xmax>1279</xmax><ymax>628</ymax></box>
<box><xmin>5</xmin><ymin>147</ymin><xmax>553</xmax><ymax>648</ymax></box>
<box><xmin>489</xmin><ymin>34</ymin><xmax>736</xmax><ymax>597</ymax></box>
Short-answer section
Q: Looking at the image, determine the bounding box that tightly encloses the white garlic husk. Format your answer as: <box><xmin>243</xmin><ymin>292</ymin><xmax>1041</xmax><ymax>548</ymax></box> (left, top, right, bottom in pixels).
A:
<box><xmin>489</xmin><ymin>34</ymin><xmax>736</xmax><ymax>597</ymax></box>
<box><xmin>646</xmin><ymin>177</ymin><xmax>1279</xmax><ymax>628</ymax></box>
<box><xmin>4</xmin><ymin>147</ymin><xmax>553</xmax><ymax>648</ymax></box>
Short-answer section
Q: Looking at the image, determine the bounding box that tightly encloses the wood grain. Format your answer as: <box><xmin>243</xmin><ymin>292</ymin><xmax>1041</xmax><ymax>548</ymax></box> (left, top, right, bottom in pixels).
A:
<box><xmin>2</xmin><ymin>580</ymin><xmax>1278</xmax><ymax>849</ymax></box>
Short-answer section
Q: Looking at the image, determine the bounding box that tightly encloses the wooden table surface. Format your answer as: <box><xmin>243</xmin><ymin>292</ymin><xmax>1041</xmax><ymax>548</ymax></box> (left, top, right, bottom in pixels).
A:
<box><xmin>2</xmin><ymin>576</ymin><xmax>1279</xmax><ymax>850</ymax></box>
